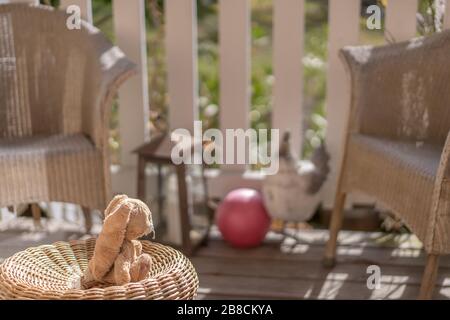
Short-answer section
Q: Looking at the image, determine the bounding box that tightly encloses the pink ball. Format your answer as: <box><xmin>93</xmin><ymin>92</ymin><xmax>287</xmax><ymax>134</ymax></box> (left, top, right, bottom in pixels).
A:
<box><xmin>216</xmin><ymin>188</ymin><xmax>271</xmax><ymax>248</ymax></box>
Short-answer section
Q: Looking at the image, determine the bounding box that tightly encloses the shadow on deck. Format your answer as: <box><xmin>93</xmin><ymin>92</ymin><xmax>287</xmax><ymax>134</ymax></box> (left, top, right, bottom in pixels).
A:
<box><xmin>193</xmin><ymin>229</ymin><xmax>450</xmax><ymax>300</ymax></box>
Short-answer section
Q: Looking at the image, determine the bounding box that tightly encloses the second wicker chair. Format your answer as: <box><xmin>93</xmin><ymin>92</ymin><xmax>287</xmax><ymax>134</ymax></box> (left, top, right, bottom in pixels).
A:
<box><xmin>324</xmin><ymin>29</ymin><xmax>450</xmax><ymax>300</ymax></box>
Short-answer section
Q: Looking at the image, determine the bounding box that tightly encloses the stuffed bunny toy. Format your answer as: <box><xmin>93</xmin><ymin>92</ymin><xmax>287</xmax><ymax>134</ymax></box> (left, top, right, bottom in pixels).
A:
<box><xmin>81</xmin><ymin>195</ymin><xmax>154</xmax><ymax>288</ymax></box>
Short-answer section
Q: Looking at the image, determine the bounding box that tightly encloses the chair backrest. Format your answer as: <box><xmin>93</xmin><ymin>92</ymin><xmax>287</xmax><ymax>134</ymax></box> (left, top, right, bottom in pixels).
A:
<box><xmin>341</xmin><ymin>29</ymin><xmax>450</xmax><ymax>146</ymax></box>
<box><xmin>0</xmin><ymin>4</ymin><xmax>101</xmax><ymax>139</ymax></box>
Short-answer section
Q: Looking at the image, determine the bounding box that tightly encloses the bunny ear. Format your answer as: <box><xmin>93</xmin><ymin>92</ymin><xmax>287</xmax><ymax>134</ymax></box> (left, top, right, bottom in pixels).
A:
<box><xmin>104</xmin><ymin>194</ymin><xmax>128</xmax><ymax>217</ymax></box>
<box><xmin>103</xmin><ymin>196</ymin><xmax>132</xmax><ymax>234</ymax></box>
<box><xmin>90</xmin><ymin>196</ymin><xmax>133</xmax><ymax>281</ymax></box>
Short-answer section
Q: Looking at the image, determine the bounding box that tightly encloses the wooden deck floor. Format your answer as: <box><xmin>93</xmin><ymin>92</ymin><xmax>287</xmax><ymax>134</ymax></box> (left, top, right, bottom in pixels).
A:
<box><xmin>0</xmin><ymin>214</ymin><xmax>449</xmax><ymax>300</ymax></box>
<box><xmin>193</xmin><ymin>229</ymin><xmax>450</xmax><ymax>300</ymax></box>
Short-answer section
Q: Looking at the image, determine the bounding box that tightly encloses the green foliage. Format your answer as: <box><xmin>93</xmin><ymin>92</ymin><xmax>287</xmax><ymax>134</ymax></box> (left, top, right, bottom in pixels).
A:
<box><xmin>302</xmin><ymin>0</ymin><xmax>328</xmax><ymax>157</ymax></box>
<box><xmin>417</xmin><ymin>0</ymin><xmax>445</xmax><ymax>35</ymax></box>
<box><xmin>196</xmin><ymin>0</ymin><xmax>329</xmax><ymax>158</ymax></box>
<box><xmin>39</xmin><ymin>0</ymin><xmax>60</xmax><ymax>7</ymax></box>
<box><xmin>39</xmin><ymin>0</ymin><xmax>440</xmax><ymax>165</ymax></box>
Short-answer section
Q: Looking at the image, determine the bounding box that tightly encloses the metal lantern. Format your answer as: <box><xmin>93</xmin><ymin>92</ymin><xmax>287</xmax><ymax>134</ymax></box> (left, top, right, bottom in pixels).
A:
<box><xmin>134</xmin><ymin>133</ymin><xmax>212</xmax><ymax>255</ymax></box>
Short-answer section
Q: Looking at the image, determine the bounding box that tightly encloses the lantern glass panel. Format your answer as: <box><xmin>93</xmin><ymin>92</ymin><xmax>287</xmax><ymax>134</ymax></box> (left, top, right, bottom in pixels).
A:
<box><xmin>186</xmin><ymin>163</ymin><xmax>210</xmax><ymax>244</ymax></box>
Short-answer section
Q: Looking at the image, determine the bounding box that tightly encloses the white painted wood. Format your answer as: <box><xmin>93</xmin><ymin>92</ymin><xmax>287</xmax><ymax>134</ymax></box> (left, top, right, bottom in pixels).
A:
<box><xmin>207</xmin><ymin>169</ymin><xmax>263</xmax><ymax>199</ymax></box>
<box><xmin>385</xmin><ymin>0</ymin><xmax>418</xmax><ymax>42</ymax></box>
<box><xmin>165</xmin><ymin>0</ymin><xmax>198</xmax><ymax>133</ymax></box>
<box><xmin>272</xmin><ymin>0</ymin><xmax>304</xmax><ymax>157</ymax></box>
<box><xmin>8</xmin><ymin>0</ymin><xmax>38</xmax><ymax>5</ymax></box>
<box><xmin>164</xmin><ymin>0</ymin><xmax>200</xmax><ymax>245</ymax></box>
<box><xmin>59</xmin><ymin>0</ymin><xmax>93</xmax><ymax>24</ymax></box>
<box><xmin>219</xmin><ymin>0</ymin><xmax>251</xmax><ymax>171</ymax></box>
<box><xmin>112</xmin><ymin>0</ymin><xmax>149</xmax><ymax>170</ymax></box>
<box><xmin>323</xmin><ymin>0</ymin><xmax>360</xmax><ymax>208</ymax></box>
<box><xmin>444</xmin><ymin>0</ymin><xmax>450</xmax><ymax>29</ymax></box>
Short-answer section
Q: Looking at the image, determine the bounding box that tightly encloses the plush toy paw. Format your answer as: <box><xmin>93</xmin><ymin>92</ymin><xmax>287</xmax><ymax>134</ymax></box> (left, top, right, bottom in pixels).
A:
<box><xmin>80</xmin><ymin>268</ymin><xmax>97</xmax><ymax>289</ymax></box>
<box><xmin>130</xmin><ymin>254</ymin><xmax>152</xmax><ymax>282</ymax></box>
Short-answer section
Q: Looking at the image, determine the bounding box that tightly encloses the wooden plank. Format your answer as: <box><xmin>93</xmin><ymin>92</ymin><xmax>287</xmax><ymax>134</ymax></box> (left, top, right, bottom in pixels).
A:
<box><xmin>385</xmin><ymin>0</ymin><xmax>418</xmax><ymax>42</ymax></box>
<box><xmin>272</xmin><ymin>0</ymin><xmax>304</xmax><ymax>156</ymax></box>
<box><xmin>323</xmin><ymin>0</ymin><xmax>361</xmax><ymax>208</ymax></box>
<box><xmin>210</xmin><ymin>227</ymin><xmax>425</xmax><ymax>250</ymax></box>
<box><xmin>196</xmin><ymin>291</ymin><xmax>265</xmax><ymax>300</ymax></box>
<box><xmin>112</xmin><ymin>0</ymin><xmax>150</xmax><ymax>168</ymax></box>
<box><xmin>59</xmin><ymin>0</ymin><xmax>93</xmax><ymax>24</ymax></box>
<box><xmin>165</xmin><ymin>0</ymin><xmax>198</xmax><ymax>133</ymax></box>
<box><xmin>192</xmin><ymin>256</ymin><xmax>450</xmax><ymax>286</ymax></box>
<box><xmin>445</xmin><ymin>0</ymin><xmax>450</xmax><ymax>29</ymax></box>
<box><xmin>196</xmin><ymin>237</ymin><xmax>450</xmax><ymax>268</ymax></box>
<box><xmin>199</xmin><ymin>274</ymin><xmax>310</xmax><ymax>299</ymax></box>
<box><xmin>197</xmin><ymin>273</ymin><xmax>450</xmax><ymax>300</ymax></box>
<box><xmin>219</xmin><ymin>0</ymin><xmax>250</xmax><ymax>171</ymax></box>
<box><xmin>7</xmin><ymin>0</ymin><xmax>38</xmax><ymax>4</ymax></box>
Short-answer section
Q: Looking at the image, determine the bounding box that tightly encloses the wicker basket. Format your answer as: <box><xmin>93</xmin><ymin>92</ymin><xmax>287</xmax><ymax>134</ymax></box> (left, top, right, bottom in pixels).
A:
<box><xmin>0</xmin><ymin>238</ymin><xmax>198</xmax><ymax>300</ymax></box>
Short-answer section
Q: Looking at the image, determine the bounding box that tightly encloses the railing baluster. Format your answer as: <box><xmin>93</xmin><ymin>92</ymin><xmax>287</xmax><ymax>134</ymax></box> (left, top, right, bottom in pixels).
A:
<box><xmin>59</xmin><ymin>0</ymin><xmax>93</xmax><ymax>24</ymax></box>
<box><xmin>219</xmin><ymin>0</ymin><xmax>250</xmax><ymax>171</ymax></box>
<box><xmin>323</xmin><ymin>0</ymin><xmax>360</xmax><ymax>208</ymax></box>
<box><xmin>273</xmin><ymin>0</ymin><xmax>304</xmax><ymax>157</ymax></box>
<box><xmin>8</xmin><ymin>0</ymin><xmax>38</xmax><ymax>4</ymax></box>
<box><xmin>111</xmin><ymin>0</ymin><xmax>149</xmax><ymax>196</ymax></box>
<box><xmin>444</xmin><ymin>0</ymin><xmax>450</xmax><ymax>29</ymax></box>
<box><xmin>164</xmin><ymin>0</ymin><xmax>199</xmax><ymax>246</ymax></box>
<box><xmin>165</xmin><ymin>0</ymin><xmax>199</xmax><ymax>133</ymax></box>
<box><xmin>385</xmin><ymin>0</ymin><xmax>418</xmax><ymax>42</ymax></box>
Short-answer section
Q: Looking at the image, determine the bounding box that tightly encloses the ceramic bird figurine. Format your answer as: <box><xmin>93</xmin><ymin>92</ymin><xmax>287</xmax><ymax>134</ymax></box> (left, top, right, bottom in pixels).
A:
<box><xmin>262</xmin><ymin>132</ymin><xmax>330</xmax><ymax>224</ymax></box>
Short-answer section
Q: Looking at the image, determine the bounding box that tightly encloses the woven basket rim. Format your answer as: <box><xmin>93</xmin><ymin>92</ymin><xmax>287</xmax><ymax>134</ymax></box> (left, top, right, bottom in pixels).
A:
<box><xmin>0</xmin><ymin>238</ymin><xmax>198</xmax><ymax>300</ymax></box>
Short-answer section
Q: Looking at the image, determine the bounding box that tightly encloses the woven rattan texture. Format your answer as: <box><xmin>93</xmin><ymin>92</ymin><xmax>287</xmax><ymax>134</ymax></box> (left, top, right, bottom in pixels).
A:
<box><xmin>0</xmin><ymin>238</ymin><xmax>199</xmax><ymax>300</ymax></box>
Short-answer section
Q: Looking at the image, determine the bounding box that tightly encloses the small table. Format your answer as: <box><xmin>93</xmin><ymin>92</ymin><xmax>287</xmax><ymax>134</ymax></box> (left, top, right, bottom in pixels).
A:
<box><xmin>134</xmin><ymin>133</ymin><xmax>212</xmax><ymax>255</ymax></box>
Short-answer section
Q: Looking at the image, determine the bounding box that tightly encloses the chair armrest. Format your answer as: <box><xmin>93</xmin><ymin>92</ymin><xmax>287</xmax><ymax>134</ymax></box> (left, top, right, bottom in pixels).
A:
<box><xmin>340</xmin><ymin>30</ymin><xmax>450</xmax><ymax>145</ymax></box>
<box><xmin>82</xmin><ymin>23</ymin><xmax>137</xmax><ymax>150</ymax></box>
<box><xmin>437</xmin><ymin>131</ymin><xmax>450</xmax><ymax>182</ymax></box>
<box><xmin>426</xmin><ymin>130</ymin><xmax>450</xmax><ymax>252</ymax></box>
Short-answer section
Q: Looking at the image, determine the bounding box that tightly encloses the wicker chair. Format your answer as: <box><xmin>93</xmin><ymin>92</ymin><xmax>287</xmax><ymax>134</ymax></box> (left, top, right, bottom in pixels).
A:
<box><xmin>323</xmin><ymin>30</ymin><xmax>450</xmax><ymax>299</ymax></box>
<box><xmin>0</xmin><ymin>4</ymin><xmax>136</xmax><ymax>231</ymax></box>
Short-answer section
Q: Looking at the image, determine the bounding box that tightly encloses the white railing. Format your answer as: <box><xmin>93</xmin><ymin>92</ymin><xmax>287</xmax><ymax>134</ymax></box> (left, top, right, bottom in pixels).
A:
<box><xmin>7</xmin><ymin>0</ymin><xmax>450</xmax><ymax>208</ymax></box>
